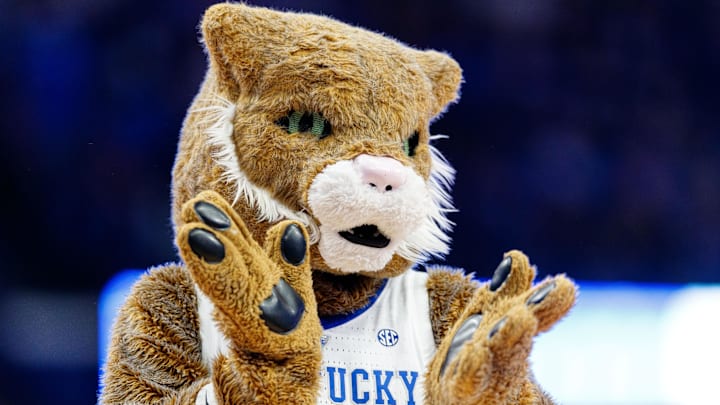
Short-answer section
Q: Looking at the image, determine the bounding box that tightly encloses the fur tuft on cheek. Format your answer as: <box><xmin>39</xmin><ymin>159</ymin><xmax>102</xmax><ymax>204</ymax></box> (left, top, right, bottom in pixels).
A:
<box><xmin>201</xmin><ymin>96</ymin><xmax>320</xmax><ymax>243</ymax></box>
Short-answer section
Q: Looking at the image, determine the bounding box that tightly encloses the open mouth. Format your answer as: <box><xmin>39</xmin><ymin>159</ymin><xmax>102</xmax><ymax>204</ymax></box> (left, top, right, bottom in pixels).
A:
<box><xmin>339</xmin><ymin>224</ymin><xmax>391</xmax><ymax>248</ymax></box>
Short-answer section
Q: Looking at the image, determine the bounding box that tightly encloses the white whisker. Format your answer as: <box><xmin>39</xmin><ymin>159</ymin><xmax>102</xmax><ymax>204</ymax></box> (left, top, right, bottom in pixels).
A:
<box><xmin>397</xmin><ymin>136</ymin><xmax>456</xmax><ymax>262</ymax></box>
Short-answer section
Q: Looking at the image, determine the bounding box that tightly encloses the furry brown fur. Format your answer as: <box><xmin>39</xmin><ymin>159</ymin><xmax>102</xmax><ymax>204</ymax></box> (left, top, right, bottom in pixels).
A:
<box><xmin>100</xmin><ymin>3</ymin><xmax>576</xmax><ymax>404</ymax></box>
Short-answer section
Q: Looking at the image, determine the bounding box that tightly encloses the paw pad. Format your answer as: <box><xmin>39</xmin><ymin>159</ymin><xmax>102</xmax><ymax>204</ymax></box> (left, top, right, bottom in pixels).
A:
<box><xmin>526</xmin><ymin>281</ymin><xmax>556</xmax><ymax>306</ymax></box>
<box><xmin>194</xmin><ymin>201</ymin><xmax>231</xmax><ymax>230</ymax></box>
<box><xmin>441</xmin><ymin>314</ymin><xmax>483</xmax><ymax>375</ymax></box>
<box><xmin>280</xmin><ymin>224</ymin><xmax>306</xmax><ymax>266</ymax></box>
<box><xmin>188</xmin><ymin>229</ymin><xmax>225</xmax><ymax>263</ymax></box>
<box><xmin>489</xmin><ymin>256</ymin><xmax>512</xmax><ymax>291</ymax></box>
<box><xmin>488</xmin><ymin>317</ymin><xmax>507</xmax><ymax>339</ymax></box>
<box><xmin>259</xmin><ymin>279</ymin><xmax>305</xmax><ymax>334</ymax></box>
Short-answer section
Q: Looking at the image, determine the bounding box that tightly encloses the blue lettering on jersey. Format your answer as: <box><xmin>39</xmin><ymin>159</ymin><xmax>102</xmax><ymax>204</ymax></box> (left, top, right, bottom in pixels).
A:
<box><xmin>398</xmin><ymin>371</ymin><xmax>418</xmax><ymax>405</ymax></box>
<box><xmin>351</xmin><ymin>369</ymin><xmax>370</xmax><ymax>404</ymax></box>
<box><xmin>326</xmin><ymin>367</ymin><xmax>418</xmax><ymax>405</ymax></box>
<box><xmin>328</xmin><ymin>367</ymin><xmax>347</xmax><ymax>402</ymax></box>
<box><xmin>377</xmin><ymin>329</ymin><xmax>399</xmax><ymax>347</ymax></box>
<box><xmin>373</xmin><ymin>370</ymin><xmax>396</xmax><ymax>404</ymax></box>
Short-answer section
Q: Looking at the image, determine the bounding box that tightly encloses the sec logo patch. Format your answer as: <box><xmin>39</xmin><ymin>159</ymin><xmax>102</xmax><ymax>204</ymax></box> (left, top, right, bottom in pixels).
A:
<box><xmin>377</xmin><ymin>329</ymin><xmax>399</xmax><ymax>347</ymax></box>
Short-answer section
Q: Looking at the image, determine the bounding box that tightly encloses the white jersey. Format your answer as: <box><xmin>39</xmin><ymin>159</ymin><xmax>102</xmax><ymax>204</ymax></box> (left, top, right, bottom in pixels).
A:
<box><xmin>317</xmin><ymin>269</ymin><xmax>437</xmax><ymax>405</ymax></box>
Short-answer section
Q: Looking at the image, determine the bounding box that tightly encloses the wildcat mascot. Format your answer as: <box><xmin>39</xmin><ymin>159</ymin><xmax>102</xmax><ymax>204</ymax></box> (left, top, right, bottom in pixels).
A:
<box><xmin>100</xmin><ymin>3</ymin><xmax>577</xmax><ymax>404</ymax></box>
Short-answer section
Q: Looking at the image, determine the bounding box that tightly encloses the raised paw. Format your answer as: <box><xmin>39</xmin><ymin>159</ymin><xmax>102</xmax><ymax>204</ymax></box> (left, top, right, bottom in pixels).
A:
<box><xmin>176</xmin><ymin>191</ymin><xmax>321</xmax><ymax>354</ymax></box>
<box><xmin>428</xmin><ymin>254</ymin><xmax>577</xmax><ymax>404</ymax></box>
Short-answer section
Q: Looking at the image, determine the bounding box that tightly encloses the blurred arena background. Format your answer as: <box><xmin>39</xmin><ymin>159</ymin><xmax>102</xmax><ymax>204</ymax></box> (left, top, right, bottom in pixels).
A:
<box><xmin>1</xmin><ymin>0</ymin><xmax>718</xmax><ymax>403</ymax></box>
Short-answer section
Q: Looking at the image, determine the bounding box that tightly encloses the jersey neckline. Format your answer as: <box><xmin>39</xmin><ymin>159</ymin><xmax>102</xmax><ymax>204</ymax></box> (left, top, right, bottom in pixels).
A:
<box><xmin>319</xmin><ymin>278</ymin><xmax>389</xmax><ymax>329</ymax></box>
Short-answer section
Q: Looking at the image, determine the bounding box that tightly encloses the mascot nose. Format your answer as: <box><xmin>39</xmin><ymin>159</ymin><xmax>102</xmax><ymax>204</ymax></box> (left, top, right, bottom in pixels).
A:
<box><xmin>354</xmin><ymin>154</ymin><xmax>407</xmax><ymax>192</ymax></box>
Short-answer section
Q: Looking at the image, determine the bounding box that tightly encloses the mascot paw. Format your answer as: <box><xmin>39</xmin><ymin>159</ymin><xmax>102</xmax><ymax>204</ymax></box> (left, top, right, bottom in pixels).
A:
<box><xmin>176</xmin><ymin>191</ymin><xmax>321</xmax><ymax>354</ymax></box>
<box><xmin>430</xmin><ymin>251</ymin><xmax>576</xmax><ymax>404</ymax></box>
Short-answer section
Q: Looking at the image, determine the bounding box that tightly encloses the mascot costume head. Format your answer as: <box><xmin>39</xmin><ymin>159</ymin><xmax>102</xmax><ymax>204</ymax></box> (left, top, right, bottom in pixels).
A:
<box><xmin>172</xmin><ymin>3</ymin><xmax>461</xmax><ymax>279</ymax></box>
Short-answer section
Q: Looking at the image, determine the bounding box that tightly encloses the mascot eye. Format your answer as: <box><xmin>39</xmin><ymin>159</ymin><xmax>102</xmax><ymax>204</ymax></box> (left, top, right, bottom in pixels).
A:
<box><xmin>403</xmin><ymin>131</ymin><xmax>420</xmax><ymax>157</ymax></box>
<box><xmin>276</xmin><ymin>110</ymin><xmax>332</xmax><ymax>139</ymax></box>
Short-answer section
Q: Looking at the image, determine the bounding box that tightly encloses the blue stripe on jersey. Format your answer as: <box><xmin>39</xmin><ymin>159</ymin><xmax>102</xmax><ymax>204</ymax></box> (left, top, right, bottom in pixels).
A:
<box><xmin>319</xmin><ymin>279</ymin><xmax>389</xmax><ymax>329</ymax></box>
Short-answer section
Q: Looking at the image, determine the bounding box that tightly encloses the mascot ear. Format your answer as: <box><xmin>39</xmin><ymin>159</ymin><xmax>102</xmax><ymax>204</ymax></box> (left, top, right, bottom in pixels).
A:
<box><xmin>201</xmin><ymin>3</ymin><xmax>289</xmax><ymax>98</ymax></box>
<box><xmin>415</xmin><ymin>50</ymin><xmax>463</xmax><ymax>118</ymax></box>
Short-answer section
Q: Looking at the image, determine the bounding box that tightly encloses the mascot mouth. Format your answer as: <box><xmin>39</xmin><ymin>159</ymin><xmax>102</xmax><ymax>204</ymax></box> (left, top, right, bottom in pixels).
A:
<box><xmin>339</xmin><ymin>224</ymin><xmax>390</xmax><ymax>248</ymax></box>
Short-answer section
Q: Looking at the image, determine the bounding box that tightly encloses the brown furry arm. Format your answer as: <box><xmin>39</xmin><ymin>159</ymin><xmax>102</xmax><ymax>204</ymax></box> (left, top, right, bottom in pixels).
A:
<box><xmin>100</xmin><ymin>264</ymin><xmax>210</xmax><ymax>405</ymax></box>
<box><xmin>426</xmin><ymin>265</ymin><xmax>481</xmax><ymax>345</ymax></box>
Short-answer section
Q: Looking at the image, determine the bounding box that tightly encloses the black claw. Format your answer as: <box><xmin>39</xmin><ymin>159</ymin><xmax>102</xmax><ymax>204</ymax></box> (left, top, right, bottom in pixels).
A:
<box><xmin>188</xmin><ymin>229</ymin><xmax>225</xmax><ymax>264</ymax></box>
<box><xmin>259</xmin><ymin>279</ymin><xmax>305</xmax><ymax>334</ymax></box>
<box><xmin>489</xmin><ymin>256</ymin><xmax>512</xmax><ymax>291</ymax></box>
<box><xmin>488</xmin><ymin>317</ymin><xmax>507</xmax><ymax>339</ymax></box>
<box><xmin>527</xmin><ymin>281</ymin><xmax>556</xmax><ymax>305</ymax></box>
<box><xmin>441</xmin><ymin>314</ymin><xmax>482</xmax><ymax>376</ymax></box>
<box><xmin>194</xmin><ymin>201</ymin><xmax>231</xmax><ymax>230</ymax></box>
<box><xmin>280</xmin><ymin>224</ymin><xmax>306</xmax><ymax>266</ymax></box>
